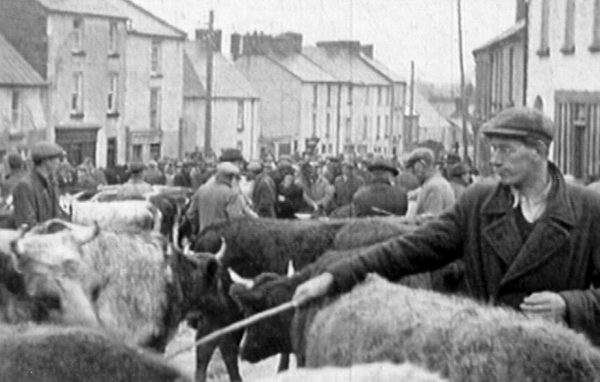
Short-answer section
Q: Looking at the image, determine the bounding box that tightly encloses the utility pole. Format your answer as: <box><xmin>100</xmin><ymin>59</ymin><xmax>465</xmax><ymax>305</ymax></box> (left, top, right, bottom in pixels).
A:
<box><xmin>457</xmin><ymin>0</ymin><xmax>468</xmax><ymax>161</ymax></box>
<box><xmin>204</xmin><ymin>10</ymin><xmax>214</xmax><ymax>158</ymax></box>
<box><xmin>409</xmin><ymin>61</ymin><xmax>415</xmax><ymax>149</ymax></box>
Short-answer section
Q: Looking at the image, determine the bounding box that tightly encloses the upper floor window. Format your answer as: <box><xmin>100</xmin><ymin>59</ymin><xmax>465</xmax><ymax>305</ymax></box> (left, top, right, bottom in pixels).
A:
<box><xmin>312</xmin><ymin>113</ymin><xmax>317</xmax><ymax>136</ymax></box>
<box><xmin>384</xmin><ymin>115</ymin><xmax>390</xmax><ymax>138</ymax></box>
<box><xmin>538</xmin><ymin>0</ymin><xmax>550</xmax><ymax>56</ymax></box>
<box><xmin>151</xmin><ymin>40</ymin><xmax>162</xmax><ymax>75</ymax></box>
<box><xmin>348</xmin><ymin>85</ymin><xmax>353</xmax><ymax>105</ymax></box>
<box><xmin>344</xmin><ymin>117</ymin><xmax>352</xmax><ymax>142</ymax></box>
<box><xmin>73</xmin><ymin>18</ymin><xmax>84</xmax><ymax>52</ymax></box>
<box><xmin>365</xmin><ymin>87</ymin><xmax>370</xmax><ymax>105</ymax></box>
<box><xmin>150</xmin><ymin>87</ymin><xmax>161</xmax><ymax>129</ymax></box>
<box><xmin>591</xmin><ymin>0</ymin><xmax>600</xmax><ymax>51</ymax></box>
<box><xmin>561</xmin><ymin>0</ymin><xmax>576</xmax><ymax>54</ymax></box>
<box><xmin>312</xmin><ymin>85</ymin><xmax>318</xmax><ymax>107</ymax></box>
<box><xmin>71</xmin><ymin>72</ymin><xmax>84</xmax><ymax>116</ymax></box>
<box><xmin>362</xmin><ymin>116</ymin><xmax>369</xmax><ymax>140</ymax></box>
<box><xmin>109</xmin><ymin>21</ymin><xmax>119</xmax><ymax>55</ymax></box>
<box><xmin>377</xmin><ymin>87</ymin><xmax>383</xmax><ymax>106</ymax></box>
<box><xmin>237</xmin><ymin>100</ymin><xmax>245</xmax><ymax>132</ymax></box>
<box><xmin>326</xmin><ymin>113</ymin><xmax>331</xmax><ymax>138</ymax></box>
<box><xmin>376</xmin><ymin>116</ymin><xmax>381</xmax><ymax>140</ymax></box>
<box><xmin>326</xmin><ymin>85</ymin><xmax>332</xmax><ymax>107</ymax></box>
<box><xmin>11</xmin><ymin>90</ymin><xmax>20</xmax><ymax>130</ymax></box>
<box><xmin>107</xmin><ymin>73</ymin><xmax>118</xmax><ymax>114</ymax></box>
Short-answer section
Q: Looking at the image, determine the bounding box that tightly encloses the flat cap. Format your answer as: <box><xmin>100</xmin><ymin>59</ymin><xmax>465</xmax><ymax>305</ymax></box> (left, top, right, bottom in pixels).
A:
<box><xmin>367</xmin><ymin>158</ymin><xmax>398</xmax><ymax>176</ymax></box>
<box><xmin>31</xmin><ymin>141</ymin><xmax>65</xmax><ymax>161</ymax></box>
<box><xmin>481</xmin><ymin>107</ymin><xmax>554</xmax><ymax>144</ymax></box>
<box><xmin>449</xmin><ymin>162</ymin><xmax>470</xmax><ymax>177</ymax></box>
<box><xmin>405</xmin><ymin>148</ymin><xmax>435</xmax><ymax>169</ymax></box>
<box><xmin>219</xmin><ymin>148</ymin><xmax>245</xmax><ymax>163</ymax></box>
<box><xmin>216</xmin><ymin>162</ymin><xmax>240</xmax><ymax>176</ymax></box>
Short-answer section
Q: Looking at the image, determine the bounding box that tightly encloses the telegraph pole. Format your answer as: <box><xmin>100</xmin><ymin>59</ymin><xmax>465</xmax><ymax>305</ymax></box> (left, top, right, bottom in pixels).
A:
<box><xmin>409</xmin><ymin>60</ymin><xmax>415</xmax><ymax>147</ymax></box>
<box><xmin>204</xmin><ymin>10</ymin><xmax>214</xmax><ymax>157</ymax></box>
<box><xmin>457</xmin><ymin>0</ymin><xmax>468</xmax><ymax>161</ymax></box>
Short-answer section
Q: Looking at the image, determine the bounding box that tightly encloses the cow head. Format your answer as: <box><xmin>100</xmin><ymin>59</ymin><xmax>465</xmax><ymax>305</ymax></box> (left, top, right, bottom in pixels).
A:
<box><xmin>9</xmin><ymin>220</ymin><xmax>99</xmax><ymax>298</ymax></box>
<box><xmin>228</xmin><ymin>269</ymin><xmax>300</xmax><ymax>362</ymax></box>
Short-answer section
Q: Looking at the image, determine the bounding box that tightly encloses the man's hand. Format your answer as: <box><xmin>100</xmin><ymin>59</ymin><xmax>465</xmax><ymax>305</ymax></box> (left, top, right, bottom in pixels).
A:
<box><xmin>292</xmin><ymin>273</ymin><xmax>334</xmax><ymax>307</ymax></box>
<box><xmin>520</xmin><ymin>291</ymin><xmax>567</xmax><ymax>323</ymax></box>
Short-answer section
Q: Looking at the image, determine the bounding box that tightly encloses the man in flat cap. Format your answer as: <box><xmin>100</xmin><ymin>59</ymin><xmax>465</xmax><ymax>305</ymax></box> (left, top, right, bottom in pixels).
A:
<box><xmin>115</xmin><ymin>161</ymin><xmax>153</xmax><ymax>200</ymax></box>
<box><xmin>293</xmin><ymin>107</ymin><xmax>600</xmax><ymax>346</ymax></box>
<box><xmin>12</xmin><ymin>141</ymin><xmax>68</xmax><ymax>228</ymax></box>
<box><xmin>352</xmin><ymin>158</ymin><xmax>408</xmax><ymax>217</ymax></box>
<box><xmin>405</xmin><ymin>147</ymin><xmax>455</xmax><ymax>217</ymax></box>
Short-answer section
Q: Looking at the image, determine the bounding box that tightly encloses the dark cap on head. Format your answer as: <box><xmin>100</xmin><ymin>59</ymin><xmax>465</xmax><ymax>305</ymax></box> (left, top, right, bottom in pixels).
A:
<box><xmin>31</xmin><ymin>141</ymin><xmax>65</xmax><ymax>162</ymax></box>
<box><xmin>405</xmin><ymin>148</ymin><xmax>435</xmax><ymax>169</ymax></box>
<box><xmin>481</xmin><ymin>107</ymin><xmax>554</xmax><ymax>144</ymax></box>
<box><xmin>367</xmin><ymin>158</ymin><xmax>398</xmax><ymax>176</ymax></box>
<box><xmin>7</xmin><ymin>153</ymin><xmax>24</xmax><ymax>170</ymax></box>
<box><xmin>128</xmin><ymin>161</ymin><xmax>145</xmax><ymax>174</ymax></box>
<box><xmin>219</xmin><ymin>148</ymin><xmax>245</xmax><ymax>163</ymax></box>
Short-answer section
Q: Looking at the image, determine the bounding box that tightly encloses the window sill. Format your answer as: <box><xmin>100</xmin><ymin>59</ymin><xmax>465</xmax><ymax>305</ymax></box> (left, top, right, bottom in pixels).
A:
<box><xmin>589</xmin><ymin>44</ymin><xmax>600</xmax><ymax>53</ymax></box>
<box><xmin>560</xmin><ymin>46</ymin><xmax>575</xmax><ymax>55</ymax></box>
<box><xmin>108</xmin><ymin>52</ymin><xmax>120</xmax><ymax>59</ymax></box>
<box><xmin>536</xmin><ymin>48</ymin><xmax>550</xmax><ymax>57</ymax></box>
<box><xmin>107</xmin><ymin>111</ymin><xmax>120</xmax><ymax>119</ymax></box>
<box><xmin>72</xmin><ymin>50</ymin><xmax>86</xmax><ymax>57</ymax></box>
<box><xmin>150</xmin><ymin>73</ymin><xmax>163</xmax><ymax>79</ymax></box>
<box><xmin>70</xmin><ymin>112</ymin><xmax>84</xmax><ymax>120</ymax></box>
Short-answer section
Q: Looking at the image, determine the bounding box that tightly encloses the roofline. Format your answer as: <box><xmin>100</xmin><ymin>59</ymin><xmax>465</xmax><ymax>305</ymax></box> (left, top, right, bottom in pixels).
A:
<box><xmin>186</xmin><ymin>95</ymin><xmax>260</xmax><ymax>100</ymax></box>
<box><xmin>301</xmin><ymin>50</ymin><xmax>393</xmax><ymax>86</ymax></box>
<box><xmin>120</xmin><ymin>0</ymin><xmax>187</xmax><ymax>38</ymax></box>
<box><xmin>37</xmin><ymin>3</ymin><xmax>128</xmax><ymax>20</ymax></box>
<box><xmin>0</xmin><ymin>82</ymin><xmax>48</xmax><ymax>87</ymax></box>
<box><xmin>129</xmin><ymin>30</ymin><xmax>186</xmax><ymax>40</ymax></box>
<box><xmin>358</xmin><ymin>54</ymin><xmax>407</xmax><ymax>85</ymax></box>
<box><xmin>472</xmin><ymin>21</ymin><xmax>525</xmax><ymax>54</ymax></box>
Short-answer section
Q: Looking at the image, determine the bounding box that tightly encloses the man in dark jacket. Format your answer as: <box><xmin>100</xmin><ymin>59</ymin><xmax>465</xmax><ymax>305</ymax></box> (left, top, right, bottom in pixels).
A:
<box><xmin>294</xmin><ymin>107</ymin><xmax>600</xmax><ymax>346</ymax></box>
<box><xmin>12</xmin><ymin>142</ymin><xmax>68</xmax><ymax>228</ymax></box>
<box><xmin>352</xmin><ymin>159</ymin><xmax>408</xmax><ymax>217</ymax></box>
<box><xmin>333</xmin><ymin>161</ymin><xmax>364</xmax><ymax>209</ymax></box>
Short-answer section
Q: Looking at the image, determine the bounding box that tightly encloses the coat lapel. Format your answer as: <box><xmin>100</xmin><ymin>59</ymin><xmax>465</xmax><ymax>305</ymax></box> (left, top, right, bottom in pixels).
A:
<box><xmin>482</xmin><ymin>214</ymin><xmax>522</xmax><ymax>266</ymax></box>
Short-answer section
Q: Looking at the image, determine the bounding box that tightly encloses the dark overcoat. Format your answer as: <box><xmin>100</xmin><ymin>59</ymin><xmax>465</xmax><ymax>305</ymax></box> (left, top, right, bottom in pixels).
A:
<box><xmin>12</xmin><ymin>170</ymin><xmax>66</xmax><ymax>228</ymax></box>
<box><xmin>352</xmin><ymin>179</ymin><xmax>408</xmax><ymax>217</ymax></box>
<box><xmin>328</xmin><ymin>163</ymin><xmax>600</xmax><ymax>345</ymax></box>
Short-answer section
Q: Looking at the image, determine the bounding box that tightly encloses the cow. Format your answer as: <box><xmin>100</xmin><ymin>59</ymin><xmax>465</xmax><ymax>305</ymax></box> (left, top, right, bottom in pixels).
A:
<box><xmin>0</xmin><ymin>324</ymin><xmax>190</xmax><ymax>382</ymax></box>
<box><xmin>254</xmin><ymin>362</ymin><xmax>447</xmax><ymax>382</ymax></box>
<box><xmin>231</xmin><ymin>271</ymin><xmax>600</xmax><ymax>381</ymax></box>
<box><xmin>7</xmin><ymin>218</ymin><xmax>225</xmax><ymax>354</ymax></box>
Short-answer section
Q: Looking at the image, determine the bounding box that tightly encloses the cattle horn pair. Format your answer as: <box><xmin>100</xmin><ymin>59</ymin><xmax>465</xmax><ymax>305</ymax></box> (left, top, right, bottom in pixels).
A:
<box><xmin>214</xmin><ymin>238</ymin><xmax>226</xmax><ymax>262</ymax></box>
<box><xmin>228</xmin><ymin>268</ymin><xmax>254</xmax><ymax>289</ymax></box>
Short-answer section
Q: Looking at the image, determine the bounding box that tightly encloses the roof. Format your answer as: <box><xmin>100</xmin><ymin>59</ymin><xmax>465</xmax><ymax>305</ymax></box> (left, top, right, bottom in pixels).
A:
<box><xmin>0</xmin><ymin>33</ymin><xmax>45</xmax><ymax>86</ymax></box>
<box><xmin>303</xmin><ymin>46</ymin><xmax>390</xmax><ymax>86</ymax></box>
<box><xmin>473</xmin><ymin>20</ymin><xmax>525</xmax><ymax>53</ymax></box>
<box><xmin>184</xmin><ymin>42</ymin><xmax>259</xmax><ymax>99</ymax></box>
<box><xmin>359</xmin><ymin>54</ymin><xmax>406</xmax><ymax>83</ymax></box>
<box><xmin>183</xmin><ymin>53</ymin><xmax>205</xmax><ymax>98</ymax></box>
<box><xmin>406</xmin><ymin>91</ymin><xmax>453</xmax><ymax>130</ymax></box>
<box><xmin>34</xmin><ymin>0</ymin><xmax>127</xmax><ymax>18</ymax></box>
<box><xmin>107</xmin><ymin>0</ymin><xmax>186</xmax><ymax>39</ymax></box>
<box><xmin>266</xmin><ymin>52</ymin><xmax>339</xmax><ymax>83</ymax></box>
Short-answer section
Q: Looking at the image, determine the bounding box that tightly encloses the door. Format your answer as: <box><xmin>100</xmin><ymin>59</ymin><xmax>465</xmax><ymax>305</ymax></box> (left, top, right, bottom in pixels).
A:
<box><xmin>107</xmin><ymin>138</ymin><xmax>117</xmax><ymax>168</ymax></box>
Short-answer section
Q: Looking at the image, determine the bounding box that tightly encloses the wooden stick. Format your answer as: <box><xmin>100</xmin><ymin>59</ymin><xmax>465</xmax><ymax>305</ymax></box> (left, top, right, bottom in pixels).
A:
<box><xmin>165</xmin><ymin>300</ymin><xmax>298</xmax><ymax>360</ymax></box>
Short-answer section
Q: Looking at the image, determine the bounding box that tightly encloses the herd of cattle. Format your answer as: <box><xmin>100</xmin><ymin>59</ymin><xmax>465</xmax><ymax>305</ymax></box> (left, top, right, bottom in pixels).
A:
<box><xmin>0</xmin><ymin>187</ymin><xmax>599</xmax><ymax>381</ymax></box>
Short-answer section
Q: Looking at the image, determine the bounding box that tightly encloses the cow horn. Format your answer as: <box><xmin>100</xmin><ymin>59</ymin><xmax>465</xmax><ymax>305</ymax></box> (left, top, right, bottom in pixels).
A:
<box><xmin>214</xmin><ymin>238</ymin><xmax>226</xmax><ymax>262</ymax></box>
<box><xmin>287</xmin><ymin>260</ymin><xmax>295</xmax><ymax>277</ymax></box>
<box><xmin>227</xmin><ymin>268</ymin><xmax>254</xmax><ymax>289</ymax></box>
<box><xmin>70</xmin><ymin>222</ymin><xmax>100</xmax><ymax>245</ymax></box>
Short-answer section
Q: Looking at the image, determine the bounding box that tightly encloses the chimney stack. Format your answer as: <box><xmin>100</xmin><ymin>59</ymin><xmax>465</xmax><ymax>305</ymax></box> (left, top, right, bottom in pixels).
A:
<box><xmin>360</xmin><ymin>44</ymin><xmax>374</xmax><ymax>58</ymax></box>
<box><xmin>515</xmin><ymin>0</ymin><xmax>527</xmax><ymax>21</ymax></box>
<box><xmin>231</xmin><ymin>33</ymin><xmax>241</xmax><ymax>60</ymax></box>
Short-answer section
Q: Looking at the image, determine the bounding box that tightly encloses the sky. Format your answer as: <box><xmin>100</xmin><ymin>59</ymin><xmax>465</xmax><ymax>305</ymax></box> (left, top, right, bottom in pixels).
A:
<box><xmin>133</xmin><ymin>0</ymin><xmax>516</xmax><ymax>85</ymax></box>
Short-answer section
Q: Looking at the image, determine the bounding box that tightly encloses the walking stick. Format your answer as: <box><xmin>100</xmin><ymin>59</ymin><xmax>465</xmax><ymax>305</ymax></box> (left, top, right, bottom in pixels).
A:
<box><xmin>165</xmin><ymin>300</ymin><xmax>298</xmax><ymax>361</ymax></box>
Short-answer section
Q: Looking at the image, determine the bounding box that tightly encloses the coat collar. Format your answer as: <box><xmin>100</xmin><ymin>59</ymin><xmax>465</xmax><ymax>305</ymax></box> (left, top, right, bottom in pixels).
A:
<box><xmin>480</xmin><ymin>162</ymin><xmax>575</xmax><ymax>227</ymax></box>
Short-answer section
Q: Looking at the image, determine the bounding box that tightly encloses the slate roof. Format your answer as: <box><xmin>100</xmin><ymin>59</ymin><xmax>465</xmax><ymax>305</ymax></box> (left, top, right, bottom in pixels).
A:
<box><xmin>184</xmin><ymin>42</ymin><xmax>259</xmax><ymax>99</ymax></box>
<box><xmin>108</xmin><ymin>0</ymin><xmax>186</xmax><ymax>39</ymax></box>
<box><xmin>359</xmin><ymin>54</ymin><xmax>406</xmax><ymax>83</ymax></box>
<box><xmin>473</xmin><ymin>20</ymin><xmax>525</xmax><ymax>53</ymax></box>
<box><xmin>183</xmin><ymin>53</ymin><xmax>205</xmax><ymax>98</ymax></box>
<box><xmin>0</xmin><ymin>33</ymin><xmax>45</xmax><ymax>86</ymax></box>
<box><xmin>266</xmin><ymin>52</ymin><xmax>339</xmax><ymax>83</ymax></box>
<box><xmin>34</xmin><ymin>0</ymin><xmax>126</xmax><ymax>18</ymax></box>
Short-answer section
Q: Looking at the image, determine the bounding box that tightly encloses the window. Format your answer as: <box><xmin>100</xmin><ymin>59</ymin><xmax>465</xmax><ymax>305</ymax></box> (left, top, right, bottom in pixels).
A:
<box><xmin>312</xmin><ymin>113</ymin><xmax>317</xmax><ymax>136</ymax></box>
<box><xmin>377</xmin><ymin>87</ymin><xmax>382</xmax><ymax>106</ymax></box>
<box><xmin>71</xmin><ymin>72</ymin><xmax>84</xmax><ymax>115</ymax></box>
<box><xmin>386</xmin><ymin>88</ymin><xmax>391</xmax><ymax>105</ymax></box>
<box><xmin>327</xmin><ymin>85</ymin><xmax>332</xmax><ymax>107</ymax></box>
<box><xmin>150</xmin><ymin>87</ymin><xmax>161</xmax><ymax>129</ymax></box>
<box><xmin>384</xmin><ymin>115</ymin><xmax>390</xmax><ymax>138</ymax></box>
<box><xmin>326</xmin><ymin>113</ymin><xmax>331</xmax><ymax>138</ymax></box>
<box><xmin>237</xmin><ymin>100</ymin><xmax>245</xmax><ymax>132</ymax></box>
<box><xmin>362</xmin><ymin>116</ymin><xmax>368</xmax><ymax>140</ymax></box>
<box><xmin>348</xmin><ymin>86</ymin><xmax>353</xmax><ymax>105</ymax></box>
<box><xmin>312</xmin><ymin>85</ymin><xmax>318</xmax><ymax>107</ymax></box>
<box><xmin>376</xmin><ymin>116</ymin><xmax>381</xmax><ymax>140</ymax></box>
<box><xmin>561</xmin><ymin>0</ymin><xmax>576</xmax><ymax>54</ymax></box>
<box><xmin>591</xmin><ymin>0</ymin><xmax>600</xmax><ymax>51</ymax></box>
<box><xmin>150</xmin><ymin>143</ymin><xmax>161</xmax><ymax>160</ymax></box>
<box><xmin>345</xmin><ymin>117</ymin><xmax>352</xmax><ymax>142</ymax></box>
<box><xmin>73</xmin><ymin>18</ymin><xmax>84</xmax><ymax>52</ymax></box>
<box><xmin>109</xmin><ymin>21</ymin><xmax>118</xmax><ymax>55</ymax></box>
<box><xmin>538</xmin><ymin>0</ymin><xmax>550</xmax><ymax>56</ymax></box>
<box><xmin>151</xmin><ymin>40</ymin><xmax>161</xmax><ymax>75</ymax></box>
<box><xmin>132</xmin><ymin>144</ymin><xmax>143</xmax><ymax>161</ymax></box>
<box><xmin>11</xmin><ymin>90</ymin><xmax>20</xmax><ymax>129</ymax></box>
<box><xmin>328</xmin><ymin>143</ymin><xmax>333</xmax><ymax>153</ymax></box>
<box><xmin>365</xmin><ymin>87</ymin><xmax>370</xmax><ymax>105</ymax></box>
<box><xmin>107</xmin><ymin>73</ymin><xmax>118</xmax><ymax>113</ymax></box>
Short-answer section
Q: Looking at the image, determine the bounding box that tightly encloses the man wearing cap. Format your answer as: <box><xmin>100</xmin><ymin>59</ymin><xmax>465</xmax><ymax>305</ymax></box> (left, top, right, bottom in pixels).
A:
<box><xmin>115</xmin><ymin>162</ymin><xmax>153</xmax><ymax>200</ymax></box>
<box><xmin>352</xmin><ymin>159</ymin><xmax>408</xmax><ymax>217</ymax></box>
<box><xmin>332</xmin><ymin>161</ymin><xmax>364</xmax><ymax>210</ymax></box>
<box><xmin>12</xmin><ymin>142</ymin><xmax>68</xmax><ymax>228</ymax></box>
<box><xmin>186</xmin><ymin>162</ymin><xmax>251</xmax><ymax>233</ymax></box>
<box><xmin>293</xmin><ymin>107</ymin><xmax>600</xmax><ymax>346</ymax></box>
<box><xmin>448</xmin><ymin>162</ymin><xmax>471</xmax><ymax>200</ymax></box>
<box><xmin>406</xmin><ymin>147</ymin><xmax>455</xmax><ymax>217</ymax></box>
